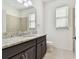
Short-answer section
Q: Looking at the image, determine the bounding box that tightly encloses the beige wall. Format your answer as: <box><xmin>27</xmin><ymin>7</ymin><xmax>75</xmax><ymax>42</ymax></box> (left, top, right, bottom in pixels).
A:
<box><xmin>6</xmin><ymin>15</ymin><xmax>28</xmax><ymax>32</ymax></box>
<box><xmin>6</xmin><ymin>15</ymin><xmax>20</xmax><ymax>32</ymax></box>
<box><xmin>20</xmin><ymin>17</ymin><xmax>28</xmax><ymax>32</ymax></box>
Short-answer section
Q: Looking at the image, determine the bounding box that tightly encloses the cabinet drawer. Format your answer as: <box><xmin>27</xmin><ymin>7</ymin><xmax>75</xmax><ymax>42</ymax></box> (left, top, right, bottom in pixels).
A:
<box><xmin>37</xmin><ymin>35</ymin><xmax>46</xmax><ymax>44</ymax></box>
<box><xmin>2</xmin><ymin>40</ymin><xmax>36</xmax><ymax>59</ymax></box>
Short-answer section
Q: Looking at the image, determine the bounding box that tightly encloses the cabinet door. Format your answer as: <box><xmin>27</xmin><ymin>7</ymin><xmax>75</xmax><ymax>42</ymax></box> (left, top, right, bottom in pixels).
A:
<box><xmin>24</xmin><ymin>46</ymin><xmax>36</xmax><ymax>59</ymax></box>
<box><xmin>37</xmin><ymin>43</ymin><xmax>42</xmax><ymax>59</ymax></box>
<box><xmin>41</xmin><ymin>40</ymin><xmax>46</xmax><ymax>57</ymax></box>
<box><xmin>10</xmin><ymin>53</ymin><xmax>25</xmax><ymax>59</ymax></box>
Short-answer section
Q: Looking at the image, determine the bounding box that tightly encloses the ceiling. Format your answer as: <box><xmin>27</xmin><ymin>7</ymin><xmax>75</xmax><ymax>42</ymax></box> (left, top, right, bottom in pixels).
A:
<box><xmin>42</xmin><ymin>0</ymin><xmax>56</xmax><ymax>3</ymax></box>
<box><xmin>3</xmin><ymin>0</ymin><xmax>56</xmax><ymax>10</ymax></box>
<box><xmin>3</xmin><ymin>0</ymin><xmax>32</xmax><ymax>10</ymax></box>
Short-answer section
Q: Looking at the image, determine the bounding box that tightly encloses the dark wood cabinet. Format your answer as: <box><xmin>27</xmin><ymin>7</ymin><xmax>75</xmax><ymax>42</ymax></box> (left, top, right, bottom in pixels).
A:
<box><xmin>10</xmin><ymin>52</ymin><xmax>25</xmax><ymax>59</ymax></box>
<box><xmin>11</xmin><ymin>46</ymin><xmax>36</xmax><ymax>59</ymax></box>
<box><xmin>2</xmin><ymin>40</ymin><xmax>36</xmax><ymax>59</ymax></box>
<box><xmin>2</xmin><ymin>35</ymin><xmax>47</xmax><ymax>59</ymax></box>
<box><xmin>37</xmin><ymin>43</ymin><xmax>42</xmax><ymax>59</ymax></box>
<box><xmin>37</xmin><ymin>35</ymin><xmax>47</xmax><ymax>59</ymax></box>
<box><xmin>41</xmin><ymin>40</ymin><xmax>46</xmax><ymax>57</ymax></box>
<box><xmin>24</xmin><ymin>46</ymin><xmax>36</xmax><ymax>59</ymax></box>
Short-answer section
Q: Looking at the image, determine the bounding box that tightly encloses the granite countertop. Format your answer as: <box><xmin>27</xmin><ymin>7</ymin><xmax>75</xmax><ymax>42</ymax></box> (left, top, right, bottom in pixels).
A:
<box><xmin>2</xmin><ymin>34</ymin><xmax>46</xmax><ymax>49</ymax></box>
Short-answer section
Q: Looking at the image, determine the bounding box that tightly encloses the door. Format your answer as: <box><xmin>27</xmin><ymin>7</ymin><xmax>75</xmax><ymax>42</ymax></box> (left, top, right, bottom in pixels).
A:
<box><xmin>10</xmin><ymin>52</ymin><xmax>25</xmax><ymax>59</ymax></box>
<box><xmin>24</xmin><ymin>46</ymin><xmax>36</xmax><ymax>59</ymax></box>
<box><xmin>10</xmin><ymin>46</ymin><xmax>36</xmax><ymax>59</ymax></box>
<box><xmin>73</xmin><ymin>37</ymin><xmax>76</xmax><ymax>52</ymax></box>
<box><xmin>73</xmin><ymin>8</ymin><xmax>76</xmax><ymax>53</ymax></box>
<box><xmin>41</xmin><ymin>40</ymin><xmax>46</xmax><ymax>57</ymax></box>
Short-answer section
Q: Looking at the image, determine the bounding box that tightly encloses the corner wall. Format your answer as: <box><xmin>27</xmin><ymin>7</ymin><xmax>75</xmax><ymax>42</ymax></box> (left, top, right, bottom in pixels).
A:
<box><xmin>44</xmin><ymin>0</ymin><xmax>75</xmax><ymax>51</ymax></box>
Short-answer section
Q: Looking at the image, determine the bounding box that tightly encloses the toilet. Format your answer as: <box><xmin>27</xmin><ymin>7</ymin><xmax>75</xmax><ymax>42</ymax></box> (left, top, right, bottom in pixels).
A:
<box><xmin>47</xmin><ymin>41</ymin><xmax>54</xmax><ymax>52</ymax></box>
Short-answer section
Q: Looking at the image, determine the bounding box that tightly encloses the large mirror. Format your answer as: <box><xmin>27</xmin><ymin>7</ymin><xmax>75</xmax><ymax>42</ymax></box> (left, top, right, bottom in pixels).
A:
<box><xmin>2</xmin><ymin>0</ymin><xmax>37</xmax><ymax>37</ymax></box>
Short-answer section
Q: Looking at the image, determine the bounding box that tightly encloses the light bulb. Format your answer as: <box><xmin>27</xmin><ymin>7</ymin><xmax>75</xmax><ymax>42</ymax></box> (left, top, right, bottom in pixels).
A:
<box><xmin>24</xmin><ymin>2</ymin><xmax>29</xmax><ymax>7</ymax></box>
<box><xmin>28</xmin><ymin>0</ymin><xmax>32</xmax><ymax>6</ymax></box>
<box><xmin>17</xmin><ymin>0</ymin><xmax>23</xmax><ymax>3</ymax></box>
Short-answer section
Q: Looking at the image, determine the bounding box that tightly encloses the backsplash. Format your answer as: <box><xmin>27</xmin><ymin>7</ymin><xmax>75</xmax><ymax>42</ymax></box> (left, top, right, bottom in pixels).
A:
<box><xmin>2</xmin><ymin>32</ymin><xmax>17</xmax><ymax>38</ymax></box>
<box><xmin>2</xmin><ymin>30</ymin><xmax>37</xmax><ymax>39</ymax></box>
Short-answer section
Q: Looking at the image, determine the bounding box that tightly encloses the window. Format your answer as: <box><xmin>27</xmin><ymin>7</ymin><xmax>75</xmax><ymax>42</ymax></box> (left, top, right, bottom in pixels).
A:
<box><xmin>29</xmin><ymin>13</ymin><xmax>36</xmax><ymax>29</ymax></box>
<box><xmin>56</xmin><ymin>6</ymin><xmax>68</xmax><ymax>29</ymax></box>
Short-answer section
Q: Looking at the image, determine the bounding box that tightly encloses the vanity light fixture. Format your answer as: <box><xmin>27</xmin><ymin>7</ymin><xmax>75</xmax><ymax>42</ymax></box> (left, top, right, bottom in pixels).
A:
<box><xmin>24</xmin><ymin>2</ymin><xmax>29</xmax><ymax>7</ymax></box>
<box><xmin>28</xmin><ymin>0</ymin><xmax>32</xmax><ymax>6</ymax></box>
<box><xmin>17</xmin><ymin>0</ymin><xmax>32</xmax><ymax>7</ymax></box>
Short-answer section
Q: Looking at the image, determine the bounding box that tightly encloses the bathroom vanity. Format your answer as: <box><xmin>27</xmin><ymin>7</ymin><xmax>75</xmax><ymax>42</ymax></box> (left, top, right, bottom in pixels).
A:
<box><xmin>2</xmin><ymin>35</ymin><xmax>47</xmax><ymax>59</ymax></box>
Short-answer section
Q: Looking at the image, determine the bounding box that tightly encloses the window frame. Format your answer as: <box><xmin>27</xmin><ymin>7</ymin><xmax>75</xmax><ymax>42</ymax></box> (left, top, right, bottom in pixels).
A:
<box><xmin>28</xmin><ymin>13</ymin><xmax>37</xmax><ymax>31</ymax></box>
<box><xmin>56</xmin><ymin>6</ymin><xmax>69</xmax><ymax>29</ymax></box>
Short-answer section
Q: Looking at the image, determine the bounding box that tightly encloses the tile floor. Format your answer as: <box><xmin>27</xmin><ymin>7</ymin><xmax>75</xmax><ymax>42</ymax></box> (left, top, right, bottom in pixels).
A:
<box><xmin>43</xmin><ymin>46</ymin><xmax>75</xmax><ymax>59</ymax></box>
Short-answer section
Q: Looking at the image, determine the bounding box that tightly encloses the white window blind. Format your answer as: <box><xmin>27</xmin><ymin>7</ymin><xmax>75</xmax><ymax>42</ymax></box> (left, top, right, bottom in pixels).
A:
<box><xmin>29</xmin><ymin>13</ymin><xmax>36</xmax><ymax>29</ymax></box>
<box><xmin>56</xmin><ymin>6</ymin><xmax>68</xmax><ymax>28</ymax></box>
